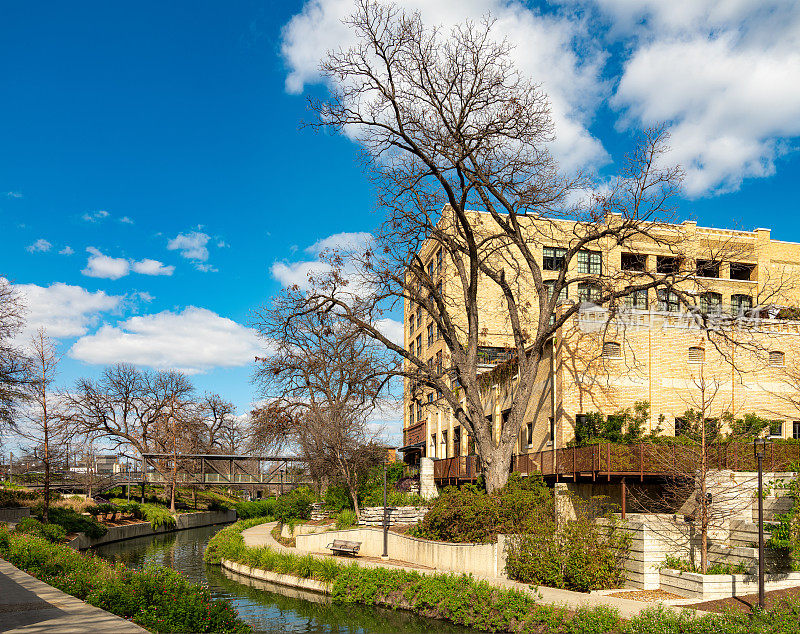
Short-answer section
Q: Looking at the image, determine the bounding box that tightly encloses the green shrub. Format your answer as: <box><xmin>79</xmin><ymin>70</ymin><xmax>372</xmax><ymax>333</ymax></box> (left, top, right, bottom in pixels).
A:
<box><xmin>274</xmin><ymin>487</ymin><xmax>314</xmax><ymax>523</ymax></box>
<box><xmin>504</xmin><ymin>494</ymin><xmax>630</xmax><ymax>592</ymax></box>
<box><xmin>139</xmin><ymin>504</ymin><xmax>176</xmax><ymax>530</ymax></box>
<box><xmin>208</xmin><ymin>499</ymin><xmax>230</xmax><ymax>512</ymax></box>
<box><xmin>659</xmin><ymin>555</ymin><xmax>749</xmax><ymax>576</ymax></box>
<box><xmin>37</xmin><ymin>506</ymin><xmax>107</xmax><ymax>539</ymax></box>
<box><xmin>234</xmin><ymin>499</ymin><xmax>276</xmax><ymax>519</ymax></box>
<box><xmin>323</xmin><ymin>485</ymin><xmax>352</xmax><ymax>512</ymax></box>
<box><xmin>0</xmin><ymin>527</ymin><xmax>248</xmax><ymax>632</ymax></box>
<box><xmin>336</xmin><ymin>509</ymin><xmax>357</xmax><ymax>529</ymax></box>
<box><xmin>409</xmin><ymin>484</ymin><xmax>500</xmax><ymax>543</ymax></box>
<box><xmin>0</xmin><ymin>489</ymin><xmax>39</xmax><ymax>508</ymax></box>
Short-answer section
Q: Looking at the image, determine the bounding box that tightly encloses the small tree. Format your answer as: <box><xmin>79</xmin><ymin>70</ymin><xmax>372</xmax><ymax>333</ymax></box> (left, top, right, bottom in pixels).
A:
<box><xmin>252</xmin><ymin>289</ymin><xmax>393</xmax><ymax>517</ymax></box>
<box><xmin>0</xmin><ymin>277</ymin><xmax>30</xmax><ymax>440</ymax></box>
<box><xmin>16</xmin><ymin>329</ymin><xmax>68</xmax><ymax>523</ymax></box>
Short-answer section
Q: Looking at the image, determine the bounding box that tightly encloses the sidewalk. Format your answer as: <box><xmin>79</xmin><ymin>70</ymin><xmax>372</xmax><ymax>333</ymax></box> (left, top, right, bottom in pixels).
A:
<box><xmin>241</xmin><ymin>522</ymin><xmax>699</xmax><ymax>619</ymax></box>
<box><xmin>0</xmin><ymin>559</ymin><xmax>146</xmax><ymax>633</ymax></box>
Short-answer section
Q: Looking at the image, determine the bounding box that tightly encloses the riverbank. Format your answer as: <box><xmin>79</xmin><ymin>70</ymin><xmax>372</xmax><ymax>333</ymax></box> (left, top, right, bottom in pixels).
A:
<box><xmin>67</xmin><ymin>509</ymin><xmax>236</xmax><ymax>549</ymax></box>
<box><xmin>0</xmin><ymin>558</ymin><xmax>147</xmax><ymax>633</ymax></box>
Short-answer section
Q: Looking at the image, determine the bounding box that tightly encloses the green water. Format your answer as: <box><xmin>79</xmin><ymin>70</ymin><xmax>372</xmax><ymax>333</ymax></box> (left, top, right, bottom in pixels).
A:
<box><xmin>92</xmin><ymin>524</ymin><xmax>480</xmax><ymax>633</ymax></box>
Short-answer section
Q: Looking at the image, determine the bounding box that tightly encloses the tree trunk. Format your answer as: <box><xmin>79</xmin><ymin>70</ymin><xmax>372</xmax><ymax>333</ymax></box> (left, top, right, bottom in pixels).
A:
<box><xmin>43</xmin><ymin>426</ymin><xmax>50</xmax><ymax>524</ymax></box>
<box><xmin>170</xmin><ymin>481</ymin><xmax>176</xmax><ymax>513</ymax></box>
<box><xmin>349</xmin><ymin>484</ymin><xmax>360</xmax><ymax>519</ymax></box>
<box><xmin>480</xmin><ymin>435</ymin><xmax>517</xmax><ymax>493</ymax></box>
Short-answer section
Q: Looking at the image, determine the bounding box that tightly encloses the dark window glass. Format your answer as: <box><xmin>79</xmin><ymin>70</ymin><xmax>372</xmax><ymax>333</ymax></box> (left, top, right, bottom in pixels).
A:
<box><xmin>657</xmin><ymin>256</ymin><xmax>682</xmax><ymax>274</ymax></box>
<box><xmin>621</xmin><ymin>253</ymin><xmax>647</xmax><ymax>271</ymax></box>
<box><xmin>543</xmin><ymin>247</ymin><xmax>567</xmax><ymax>271</ymax></box>
<box><xmin>730</xmin><ymin>262</ymin><xmax>755</xmax><ymax>281</ymax></box>
<box><xmin>696</xmin><ymin>260</ymin><xmax>720</xmax><ymax>278</ymax></box>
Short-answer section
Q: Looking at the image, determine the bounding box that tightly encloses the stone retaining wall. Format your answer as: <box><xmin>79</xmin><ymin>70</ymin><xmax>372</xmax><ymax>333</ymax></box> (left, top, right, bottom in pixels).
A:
<box><xmin>67</xmin><ymin>510</ymin><xmax>237</xmax><ymax>550</ymax></box>
<box><xmin>660</xmin><ymin>568</ymin><xmax>800</xmax><ymax>600</ymax></box>
<box><xmin>358</xmin><ymin>506</ymin><xmax>428</xmax><ymax>526</ymax></box>
<box><xmin>0</xmin><ymin>507</ymin><xmax>31</xmax><ymax>523</ymax></box>
<box><xmin>296</xmin><ymin>527</ymin><xmax>505</xmax><ymax>578</ymax></box>
<box><xmin>222</xmin><ymin>559</ymin><xmax>330</xmax><ymax>595</ymax></box>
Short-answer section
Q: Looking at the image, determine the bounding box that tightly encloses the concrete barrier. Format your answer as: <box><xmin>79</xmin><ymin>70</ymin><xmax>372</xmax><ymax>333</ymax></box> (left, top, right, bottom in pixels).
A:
<box><xmin>0</xmin><ymin>507</ymin><xmax>31</xmax><ymax>523</ymax></box>
<box><xmin>660</xmin><ymin>568</ymin><xmax>800</xmax><ymax>600</ymax></box>
<box><xmin>296</xmin><ymin>527</ymin><xmax>505</xmax><ymax>578</ymax></box>
<box><xmin>221</xmin><ymin>559</ymin><xmax>330</xmax><ymax>594</ymax></box>
<box><xmin>68</xmin><ymin>509</ymin><xmax>237</xmax><ymax>550</ymax></box>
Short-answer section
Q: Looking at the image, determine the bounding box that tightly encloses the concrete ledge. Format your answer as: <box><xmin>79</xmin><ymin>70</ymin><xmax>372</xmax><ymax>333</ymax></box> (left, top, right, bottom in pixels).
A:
<box><xmin>660</xmin><ymin>568</ymin><xmax>800</xmax><ymax>600</ymax></box>
<box><xmin>221</xmin><ymin>559</ymin><xmax>331</xmax><ymax>594</ymax></box>
<box><xmin>67</xmin><ymin>510</ymin><xmax>237</xmax><ymax>550</ymax></box>
<box><xmin>0</xmin><ymin>507</ymin><xmax>32</xmax><ymax>523</ymax></box>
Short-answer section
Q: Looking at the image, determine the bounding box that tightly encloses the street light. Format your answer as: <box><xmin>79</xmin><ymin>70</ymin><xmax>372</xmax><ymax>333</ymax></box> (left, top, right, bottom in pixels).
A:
<box><xmin>754</xmin><ymin>436</ymin><xmax>772</xmax><ymax>609</ymax></box>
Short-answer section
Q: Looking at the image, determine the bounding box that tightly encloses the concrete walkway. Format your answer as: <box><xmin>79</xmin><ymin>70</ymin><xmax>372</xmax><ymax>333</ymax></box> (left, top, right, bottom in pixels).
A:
<box><xmin>240</xmin><ymin>522</ymin><xmax>697</xmax><ymax>619</ymax></box>
<box><xmin>0</xmin><ymin>559</ymin><xmax>146</xmax><ymax>633</ymax></box>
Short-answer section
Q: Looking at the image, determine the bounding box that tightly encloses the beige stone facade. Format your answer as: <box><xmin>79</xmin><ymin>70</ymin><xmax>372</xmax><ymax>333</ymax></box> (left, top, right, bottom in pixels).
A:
<box><xmin>402</xmin><ymin>212</ymin><xmax>800</xmax><ymax>464</ymax></box>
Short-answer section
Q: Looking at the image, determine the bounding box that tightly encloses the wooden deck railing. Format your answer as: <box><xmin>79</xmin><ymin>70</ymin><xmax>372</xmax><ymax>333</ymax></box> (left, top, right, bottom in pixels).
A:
<box><xmin>434</xmin><ymin>442</ymin><xmax>800</xmax><ymax>482</ymax></box>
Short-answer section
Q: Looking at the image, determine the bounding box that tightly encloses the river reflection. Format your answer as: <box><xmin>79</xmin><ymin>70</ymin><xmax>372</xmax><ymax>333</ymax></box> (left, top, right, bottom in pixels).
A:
<box><xmin>93</xmin><ymin>524</ymin><xmax>480</xmax><ymax>634</ymax></box>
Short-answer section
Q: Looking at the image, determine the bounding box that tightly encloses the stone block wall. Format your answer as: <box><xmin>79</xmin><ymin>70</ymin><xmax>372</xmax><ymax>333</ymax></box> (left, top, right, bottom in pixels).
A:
<box><xmin>358</xmin><ymin>506</ymin><xmax>428</xmax><ymax>526</ymax></box>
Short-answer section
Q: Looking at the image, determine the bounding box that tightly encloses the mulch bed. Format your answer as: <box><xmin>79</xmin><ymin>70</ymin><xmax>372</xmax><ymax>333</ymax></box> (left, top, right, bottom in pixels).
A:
<box><xmin>687</xmin><ymin>585</ymin><xmax>800</xmax><ymax>613</ymax></box>
<box><xmin>608</xmin><ymin>589</ymin><xmax>685</xmax><ymax>602</ymax></box>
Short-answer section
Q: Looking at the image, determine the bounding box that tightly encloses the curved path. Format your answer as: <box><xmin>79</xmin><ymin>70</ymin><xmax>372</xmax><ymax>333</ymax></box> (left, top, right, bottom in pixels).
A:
<box><xmin>239</xmin><ymin>521</ymin><xmax>697</xmax><ymax>619</ymax></box>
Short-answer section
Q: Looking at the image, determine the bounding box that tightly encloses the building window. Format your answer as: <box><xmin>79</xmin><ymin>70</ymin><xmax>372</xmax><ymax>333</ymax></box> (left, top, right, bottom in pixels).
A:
<box><xmin>770</xmin><ymin>421</ymin><xmax>784</xmax><ymax>438</ymax></box>
<box><xmin>544</xmin><ymin>280</ymin><xmax>568</xmax><ymax>305</ymax></box>
<box><xmin>688</xmin><ymin>346</ymin><xmax>705</xmax><ymax>364</ymax></box>
<box><xmin>621</xmin><ymin>252</ymin><xmax>647</xmax><ymax>272</ymax></box>
<box><xmin>526</xmin><ymin>422</ymin><xmax>533</xmax><ymax>447</ymax></box>
<box><xmin>427</xmin><ymin>259</ymin><xmax>435</xmax><ymax>278</ymax></box>
<box><xmin>602</xmin><ymin>342</ymin><xmax>622</xmax><ymax>359</ymax></box>
<box><xmin>577</xmin><ymin>282</ymin><xmax>601</xmax><ymax>304</ymax></box>
<box><xmin>408</xmin><ymin>311</ymin><xmax>415</xmax><ymax>330</ymax></box>
<box><xmin>436</xmin><ymin>248</ymin><xmax>443</xmax><ymax>273</ymax></box>
<box><xmin>699</xmin><ymin>292</ymin><xmax>723</xmax><ymax>314</ymax></box>
<box><xmin>675</xmin><ymin>417</ymin><xmax>688</xmax><ymax>436</ymax></box>
<box><xmin>769</xmin><ymin>351</ymin><xmax>786</xmax><ymax>367</ymax></box>
<box><xmin>696</xmin><ymin>260</ymin><xmax>720</xmax><ymax>278</ymax></box>
<box><xmin>624</xmin><ymin>288</ymin><xmax>648</xmax><ymax>309</ymax></box>
<box><xmin>657</xmin><ymin>255</ymin><xmax>682</xmax><ymax>274</ymax></box>
<box><xmin>435</xmin><ymin>351</ymin><xmax>443</xmax><ymax>375</ymax></box>
<box><xmin>416</xmin><ymin>334</ymin><xmax>423</xmax><ymax>355</ymax></box>
<box><xmin>793</xmin><ymin>421</ymin><xmax>800</xmax><ymax>440</ymax></box>
<box><xmin>408</xmin><ymin>405</ymin><xmax>415</xmax><ymax>426</ymax></box>
<box><xmin>427</xmin><ymin>392</ymin><xmax>434</xmax><ymax>403</ymax></box>
<box><xmin>657</xmin><ymin>288</ymin><xmax>680</xmax><ymax>312</ymax></box>
<box><xmin>731</xmin><ymin>294</ymin><xmax>753</xmax><ymax>316</ymax></box>
<box><xmin>577</xmin><ymin>250</ymin><xmax>602</xmax><ymax>274</ymax></box>
<box><xmin>453</xmin><ymin>427</ymin><xmax>461</xmax><ymax>456</ymax></box>
<box><xmin>416</xmin><ymin>312</ymin><xmax>422</xmax><ymax>329</ymax></box>
<box><xmin>416</xmin><ymin>402</ymin><xmax>423</xmax><ymax>421</ymax></box>
<box><xmin>430</xmin><ymin>434</ymin><xmax>437</xmax><ymax>459</ymax></box>
<box><xmin>543</xmin><ymin>247</ymin><xmax>567</xmax><ymax>271</ymax></box>
<box><xmin>549</xmin><ymin>417</ymin><xmax>555</xmax><ymax>444</ymax></box>
<box><xmin>427</xmin><ymin>323</ymin><xmax>434</xmax><ymax>347</ymax></box>
<box><xmin>730</xmin><ymin>262</ymin><xmax>756</xmax><ymax>281</ymax></box>
<box><xmin>409</xmin><ymin>340</ymin><xmax>415</xmax><ymax>357</ymax></box>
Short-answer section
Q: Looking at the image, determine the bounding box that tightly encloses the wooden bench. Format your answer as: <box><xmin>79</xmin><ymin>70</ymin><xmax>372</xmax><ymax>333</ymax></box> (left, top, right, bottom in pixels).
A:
<box><xmin>326</xmin><ymin>539</ymin><xmax>362</xmax><ymax>556</ymax></box>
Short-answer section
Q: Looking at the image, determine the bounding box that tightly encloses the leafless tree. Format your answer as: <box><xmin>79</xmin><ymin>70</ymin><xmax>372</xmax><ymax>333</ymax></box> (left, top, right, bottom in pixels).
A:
<box><xmin>297</xmin><ymin>0</ymin><xmax>729</xmax><ymax>492</ymax></box>
<box><xmin>0</xmin><ymin>278</ymin><xmax>30</xmax><ymax>439</ymax></box>
<box><xmin>15</xmin><ymin>329</ymin><xmax>68</xmax><ymax>522</ymax></box>
<box><xmin>251</xmin><ymin>288</ymin><xmax>393</xmax><ymax>516</ymax></box>
<box><xmin>200</xmin><ymin>393</ymin><xmax>243</xmax><ymax>453</ymax></box>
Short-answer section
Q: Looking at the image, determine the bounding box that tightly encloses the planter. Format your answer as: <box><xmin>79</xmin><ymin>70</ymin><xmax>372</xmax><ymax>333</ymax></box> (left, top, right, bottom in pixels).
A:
<box><xmin>659</xmin><ymin>567</ymin><xmax>800</xmax><ymax>600</ymax></box>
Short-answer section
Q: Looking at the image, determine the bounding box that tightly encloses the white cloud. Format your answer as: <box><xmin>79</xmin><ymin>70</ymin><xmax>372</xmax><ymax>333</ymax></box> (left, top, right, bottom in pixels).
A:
<box><xmin>26</xmin><ymin>239</ymin><xmax>52</xmax><ymax>253</ymax></box>
<box><xmin>119</xmin><ymin>216</ymin><xmax>134</xmax><ymax>224</ymax></box>
<box><xmin>131</xmin><ymin>259</ymin><xmax>175</xmax><ymax>276</ymax></box>
<box><xmin>13</xmin><ymin>281</ymin><xmax>122</xmax><ymax>341</ymax></box>
<box><xmin>167</xmin><ymin>231</ymin><xmax>210</xmax><ymax>262</ymax></box>
<box><xmin>59</xmin><ymin>246</ymin><xmax>75</xmax><ymax>256</ymax></box>
<box><xmin>375</xmin><ymin>318</ymin><xmax>404</xmax><ymax>346</ymax></box>
<box><xmin>281</xmin><ymin>0</ymin><xmax>609</xmax><ymax>173</ymax></box>
<box><xmin>271</xmin><ymin>260</ymin><xmax>333</xmax><ymax>289</ymax></box>
<box><xmin>306</xmin><ymin>231</ymin><xmax>373</xmax><ymax>255</ymax></box>
<box><xmin>82</xmin><ymin>247</ymin><xmax>130</xmax><ymax>280</ymax></box>
<box><xmin>82</xmin><ymin>209</ymin><xmax>110</xmax><ymax>222</ymax></box>
<box><xmin>6</xmin><ymin>191</ymin><xmax>23</xmax><ymax>199</ymax></box>
<box><xmin>70</xmin><ymin>307</ymin><xmax>262</xmax><ymax>374</ymax></box>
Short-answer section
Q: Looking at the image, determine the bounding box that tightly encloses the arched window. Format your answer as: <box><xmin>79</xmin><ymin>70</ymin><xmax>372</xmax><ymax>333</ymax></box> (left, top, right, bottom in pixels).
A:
<box><xmin>769</xmin><ymin>351</ymin><xmax>785</xmax><ymax>367</ymax></box>
<box><xmin>602</xmin><ymin>342</ymin><xmax>622</xmax><ymax>359</ymax></box>
<box><xmin>688</xmin><ymin>346</ymin><xmax>705</xmax><ymax>364</ymax></box>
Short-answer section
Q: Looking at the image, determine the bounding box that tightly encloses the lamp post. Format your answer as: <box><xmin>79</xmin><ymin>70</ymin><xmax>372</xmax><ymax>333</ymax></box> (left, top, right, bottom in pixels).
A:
<box><xmin>382</xmin><ymin>460</ymin><xmax>389</xmax><ymax>560</ymax></box>
<box><xmin>754</xmin><ymin>437</ymin><xmax>771</xmax><ymax>609</ymax></box>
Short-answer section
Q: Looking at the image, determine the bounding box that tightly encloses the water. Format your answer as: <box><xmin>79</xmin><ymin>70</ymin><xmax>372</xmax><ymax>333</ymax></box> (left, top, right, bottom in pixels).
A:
<box><xmin>92</xmin><ymin>524</ymin><xmax>479</xmax><ymax>634</ymax></box>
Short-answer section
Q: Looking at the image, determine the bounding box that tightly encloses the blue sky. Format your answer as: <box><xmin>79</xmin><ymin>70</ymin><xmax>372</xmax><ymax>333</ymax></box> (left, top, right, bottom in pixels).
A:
<box><xmin>2</xmin><ymin>1</ymin><xmax>799</xmax><ymax>440</ymax></box>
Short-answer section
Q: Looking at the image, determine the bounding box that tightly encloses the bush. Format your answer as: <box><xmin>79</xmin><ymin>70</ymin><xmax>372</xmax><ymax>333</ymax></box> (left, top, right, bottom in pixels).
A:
<box><xmin>0</xmin><ymin>489</ymin><xmax>40</xmax><ymax>508</ymax></box>
<box><xmin>234</xmin><ymin>499</ymin><xmax>276</xmax><ymax>519</ymax></box>
<box><xmin>37</xmin><ymin>506</ymin><xmax>107</xmax><ymax>539</ymax></box>
<box><xmin>659</xmin><ymin>555</ymin><xmax>749</xmax><ymax>576</ymax></box>
<box><xmin>139</xmin><ymin>504</ymin><xmax>176</xmax><ymax>530</ymax></box>
<box><xmin>323</xmin><ymin>485</ymin><xmax>352</xmax><ymax>512</ymax></box>
<box><xmin>505</xmin><ymin>495</ymin><xmax>630</xmax><ymax>592</ymax></box>
<box><xmin>208</xmin><ymin>499</ymin><xmax>230</xmax><ymax>512</ymax></box>
<box><xmin>0</xmin><ymin>526</ymin><xmax>248</xmax><ymax>632</ymax></box>
<box><xmin>336</xmin><ymin>509</ymin><xmax>358</xmax><ymax>529</ymax></box>
<box><xmin>274</xmin><ymin>487</ymin><xmax>314</xmax><ymax>523</ymax></box>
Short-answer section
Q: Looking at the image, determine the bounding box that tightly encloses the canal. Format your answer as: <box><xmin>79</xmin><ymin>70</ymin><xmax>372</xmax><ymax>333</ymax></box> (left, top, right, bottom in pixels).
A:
<box><xmin>93</xmin><ymin>524</ymin><xmax>479</xmax><ymax>634</ymax></box>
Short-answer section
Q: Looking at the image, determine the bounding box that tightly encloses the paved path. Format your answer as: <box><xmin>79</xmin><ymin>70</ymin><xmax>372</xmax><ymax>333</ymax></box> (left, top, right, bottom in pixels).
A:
<box><xmin>0</xmin><ymin>559</ymin><xmax>146</xmax><ymax>633</ymax></box>
<box><xmin>240</xmin><ymin>522</ymin><xmax>698</xmax><ymax>619</ymax></box>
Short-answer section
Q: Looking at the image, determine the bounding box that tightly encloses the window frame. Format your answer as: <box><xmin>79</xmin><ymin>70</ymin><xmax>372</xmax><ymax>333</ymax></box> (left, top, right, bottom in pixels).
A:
<box><xmin>657</xmin><ymin>288</ymin><xmax>680</xmax><ymax>312</ymax></box>
<box><xmin>624</xmin><ymin>288</ymin><xmax>649</xmax><ymax>310</ymax></box>
<box><xmin>543</xmin><ymin>246</ymin><xmax>567</xmax><ymax>271</ymax></box>
<box><xmin>769</xmin><ymin>420</ymin><xmax>784</xmax><ymax>438</ymax></box>
<box><xmin>731</xmin><ymin>294</ymin><xmax>753</xmax><ymax>316</ymax></box>
<box><xmin>577</xmin><ymin>250</ymin><xmax>602</xmax><ymax>275</ymax></box>
<box><xmin>577</xmin><ymin>282</ymin><xmax>601</xmax><ymax>304</ymax></box>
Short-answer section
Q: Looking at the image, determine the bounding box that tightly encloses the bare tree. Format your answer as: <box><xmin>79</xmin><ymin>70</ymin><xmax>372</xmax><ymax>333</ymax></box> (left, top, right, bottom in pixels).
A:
<box><xmin>296</xmin><ymin>1</ymin><xmax>730</xmax><ymax>492</ymax></box>
<box><xmin>16</xmin><ymin>329</ymin><xmax>68</xmax><ymax>522</ymax></box>
<box><xmin>200</xmin><ymin>393</ymin><xmax>242</xmax><ymax>453</ymax></box>
<box><xmin>0</xmin><ymin>278</ymin><xmax>30</xmax><ymax>439</ymax></box>
<box><xmin>252</xmin><ymin>289</ymin><xmax>393</xmax><ymax>516</ymax></box>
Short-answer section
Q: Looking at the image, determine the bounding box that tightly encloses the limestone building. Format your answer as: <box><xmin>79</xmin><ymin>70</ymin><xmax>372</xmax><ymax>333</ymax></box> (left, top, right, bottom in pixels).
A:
<box><xmin>401</xmin><ymin>212</ymin><xmax>800</xmax><ymax>469</ymax></box>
